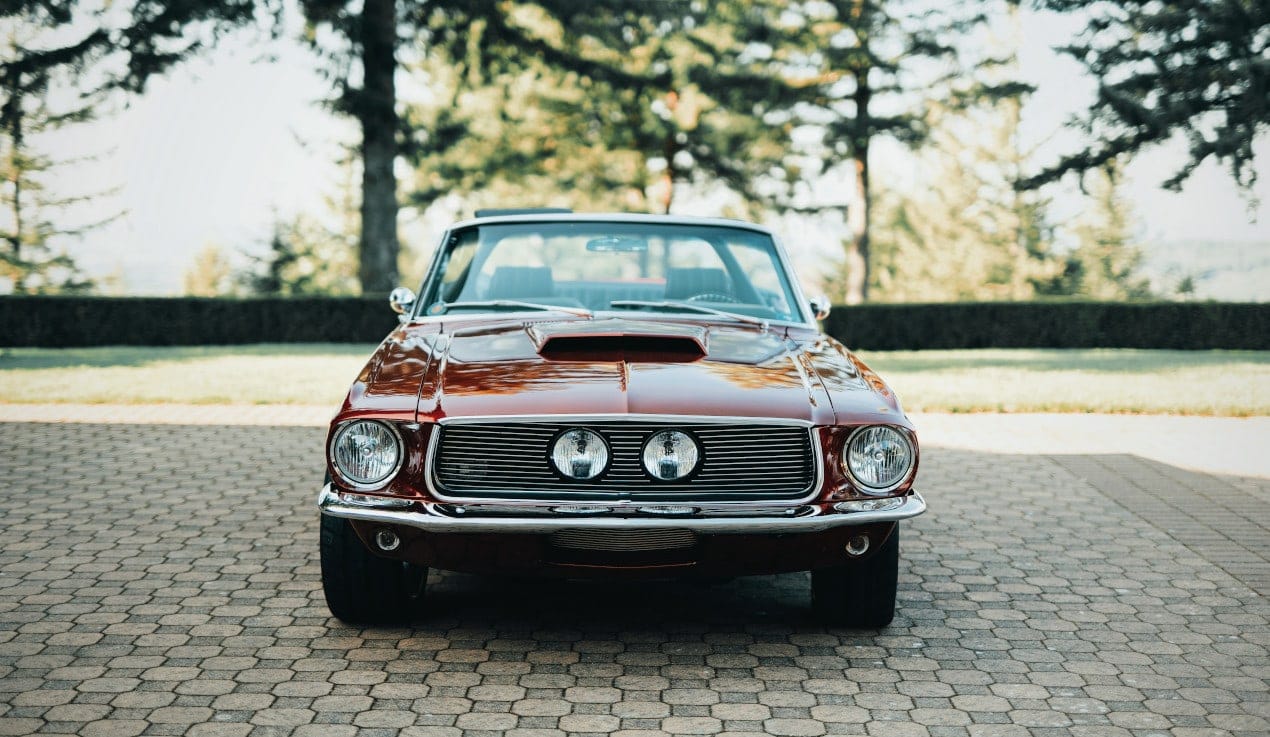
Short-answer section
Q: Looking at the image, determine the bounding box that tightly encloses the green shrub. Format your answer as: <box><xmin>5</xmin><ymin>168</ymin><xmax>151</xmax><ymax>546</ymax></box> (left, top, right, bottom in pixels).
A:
<box><xmin>0</xmin><ymin>296</ymin><xmax>394</xmax><ymax>347</ymax></box>
<box><xmin>1</xmin><ymin>297</ymin><xmax>1265</xmax><ymax>349</ymax></box>
<box><xmin>822</xmin><ymin>301</ymin><xmax>1269</xmax><ymax>350</ymax></box>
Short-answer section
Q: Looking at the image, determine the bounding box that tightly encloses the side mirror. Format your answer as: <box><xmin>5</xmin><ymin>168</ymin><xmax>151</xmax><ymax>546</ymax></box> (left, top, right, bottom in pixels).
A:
<box><xmin>808</xmin><ymin>294</ymin><xmax>831</xmax><ymax>321</ymax></box>
<box><xmin>389</xmin><ymin>287</ymin><xmax>416</xmax><ymax>321</ymax></box>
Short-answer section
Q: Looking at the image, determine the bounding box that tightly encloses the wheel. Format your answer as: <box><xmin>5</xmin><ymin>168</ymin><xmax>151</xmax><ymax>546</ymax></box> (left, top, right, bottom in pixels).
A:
<box><xmin>320</xmin><ymin>513</ymin><xmax>427</xmax><ymax>625</ymax></box>
<box><xmin>810</xmin><ymin>526</ymin><xmax>899</xmax><ymax>627</ymax></box>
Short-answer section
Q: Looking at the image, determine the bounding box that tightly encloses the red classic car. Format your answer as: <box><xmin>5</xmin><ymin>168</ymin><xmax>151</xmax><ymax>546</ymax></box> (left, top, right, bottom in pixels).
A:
<box><xmin>319</xmin><ymin>212</ymin><xmax>925</xmax><ymax>626</ymax></box>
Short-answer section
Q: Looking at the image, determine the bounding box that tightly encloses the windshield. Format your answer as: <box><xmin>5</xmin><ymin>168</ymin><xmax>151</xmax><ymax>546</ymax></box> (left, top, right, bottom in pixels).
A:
<box><xmin>420</xmin><ymin>221</ymin><xmax>806</xmax><ymax>323</ymax></box>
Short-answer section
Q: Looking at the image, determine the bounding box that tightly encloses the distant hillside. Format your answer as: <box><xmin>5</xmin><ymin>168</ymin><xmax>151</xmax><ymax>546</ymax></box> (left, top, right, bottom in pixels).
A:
<box><xmin>1141</xmin><ymin>239</ymin><xmax>1270</xmax><ymax>301</ymax></box>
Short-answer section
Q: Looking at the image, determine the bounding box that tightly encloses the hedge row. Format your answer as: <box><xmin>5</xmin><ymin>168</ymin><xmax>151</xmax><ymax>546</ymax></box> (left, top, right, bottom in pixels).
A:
<box><xmin>1</xmin><ymin>296</ymin><xmax>1266</xmax><ymax>350</ymax></box>
<box><xmin>822</xmin><ymin>301</ymin><xmax>1269</xmax><ymax>350</ymax></box>
<box><xmin>0</xmin><ymin>296</ymin><xmax>394</xmax><ymax>347</ymax></box>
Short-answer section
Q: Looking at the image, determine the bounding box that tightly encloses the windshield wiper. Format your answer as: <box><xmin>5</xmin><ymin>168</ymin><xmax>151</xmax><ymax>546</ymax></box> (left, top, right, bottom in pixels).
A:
<box><xmin>436</xmin><ymin>300</ymin><xmax>592</xmax><ymax>318</ymax></box>
<box><xmin>608</xmin><ymin>300</ymin><xmax>769</xmax><ymax>329</ymax></box>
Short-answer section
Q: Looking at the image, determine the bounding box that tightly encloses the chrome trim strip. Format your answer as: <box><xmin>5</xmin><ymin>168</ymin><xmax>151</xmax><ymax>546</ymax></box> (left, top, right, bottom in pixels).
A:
<box><xmin>436</xmin><ymin>413</ymin><xmax>815</xmax><ymax>427</ymax></box>
<box><xmin>423</xmin><ymin>418</ymin><xmax>824</xmax><ymax>506</ymax></box>
<box><xmin>340</xmin><ymin>492</ymin><xmax>415</xmax><ymax>508</ymax></box>
<box><xmin>318</xmin><ymin>484</ymin><xmax>925</xmax><ymax>534</ymax></box>
<box><xmin>405</xmin><ymin>310</ymin><xmax>816</xmax><ymax>331</ymax></box>
<box><xmin>451</xmin><ymin>213</ymin><xmax>780</xmax><ymax>232</ymax></box>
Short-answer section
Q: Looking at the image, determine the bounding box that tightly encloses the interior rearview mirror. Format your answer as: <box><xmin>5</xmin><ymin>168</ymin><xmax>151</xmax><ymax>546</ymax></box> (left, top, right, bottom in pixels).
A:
<box><xmin>586</xmin><ymin>236</ymin><xmax>648</xmax><ymax>252</ymax></box>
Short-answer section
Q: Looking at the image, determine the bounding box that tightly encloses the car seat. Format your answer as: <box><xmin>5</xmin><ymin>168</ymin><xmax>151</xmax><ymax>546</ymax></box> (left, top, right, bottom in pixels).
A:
<box><xmin>664</xmin><ymin>267</ymin><xmax>732</xmax><ymax>300</ymax></box>
<box><xmin>487</xmin><ymin>266</ymin><xmax>556</xmax><ymax>300</ymax></box>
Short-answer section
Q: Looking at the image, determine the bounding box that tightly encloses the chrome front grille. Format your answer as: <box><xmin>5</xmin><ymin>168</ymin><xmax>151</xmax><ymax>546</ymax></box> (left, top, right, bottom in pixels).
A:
<box><xmin>431</xmin><ymin>420</ymin><xmax>817</xmax><ymax>501</ymax></box>
<box><xmin>550</xmin><ymin>528</ymin><xmax>697</xmax><ymax>551</ymax></box>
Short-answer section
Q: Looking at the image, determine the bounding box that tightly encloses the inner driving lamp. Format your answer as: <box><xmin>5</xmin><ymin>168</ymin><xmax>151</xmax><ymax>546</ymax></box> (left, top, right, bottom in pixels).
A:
<box><xmin>550</xmin><ymin>428</ymin><xmax>609</xmax><ymax>480</ymax></box>
<box><xmin>642</xmin><ymin>429</ymin><xmax>700</xmax><ymax>480</ymax></box>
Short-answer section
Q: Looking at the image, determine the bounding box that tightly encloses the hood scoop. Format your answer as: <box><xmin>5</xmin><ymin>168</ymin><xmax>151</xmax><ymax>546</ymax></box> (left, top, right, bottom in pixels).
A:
<box><xmin>527</xmin><ymin>318</ymin><xmax>708</xmax><ymax>361</ymax></box>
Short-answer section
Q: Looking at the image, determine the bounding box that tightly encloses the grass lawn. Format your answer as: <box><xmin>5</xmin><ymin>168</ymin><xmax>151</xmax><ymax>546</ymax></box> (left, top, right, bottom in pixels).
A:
<box><xmin>0</xmin><ymin>344</ymin><xmax>372</xmax><ymax>406</ymax></box>
<box><xmin>858</xmin><ymin>349</ymin><xmax>1269</xmax><ymax>416</ymax></box>
<box><xmin>0</xmin><ymin>345</ymin><xmax>1266</xmax><ymax>416</ymax></box>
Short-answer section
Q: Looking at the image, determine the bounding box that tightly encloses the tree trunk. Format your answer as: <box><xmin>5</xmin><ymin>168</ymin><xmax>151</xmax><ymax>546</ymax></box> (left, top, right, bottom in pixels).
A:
<box><xmin>657</xmin><ymin>91</ymin><xmax>679</xmax><ymax>215</ymax></box>
<box><xmin>1004</xmin><ymin>3</ymin><xmax>1031</xmax><ymax>300</ymax></box>
<box><xmin>842</xmin><ymin>0</ymin><xmax>873</xmax><ymax>305</ymax></box>
<box><xmin>844</xmin><ymin>72</ymin><xmax>871</xmax><ymax>305</ymax></box>
<box><xmin>357</xmin><ymin>0</ymin><xmax>399</xmax><ymax>294</ymax></box>
<box><xmin>843</xmin><ymin>157</ymin><xmax>868</xmax><ymax>305</ymax></box>
<box><xmin>6</xmin><ymin>96</ymin><xmax>22</xmax><ymax>258</ymax></box>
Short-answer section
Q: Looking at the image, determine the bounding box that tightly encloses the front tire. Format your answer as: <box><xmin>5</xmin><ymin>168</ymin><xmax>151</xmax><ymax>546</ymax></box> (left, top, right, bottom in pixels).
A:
<box><xmin>810</xmin><ymin>525</ymin><xmax>899</xmax><ymax>627</ymax></box>
<box><xmin>320</xmin><ymin>514</ymin><xmax>427</xmax><ymax>625</ymax></box>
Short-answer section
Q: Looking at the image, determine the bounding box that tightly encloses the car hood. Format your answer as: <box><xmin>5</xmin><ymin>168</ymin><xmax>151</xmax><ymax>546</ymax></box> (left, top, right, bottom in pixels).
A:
<box><xmin>400</xmin><ymin>318</ymin><xmax>902</xmax><ymax>426</ymax></box>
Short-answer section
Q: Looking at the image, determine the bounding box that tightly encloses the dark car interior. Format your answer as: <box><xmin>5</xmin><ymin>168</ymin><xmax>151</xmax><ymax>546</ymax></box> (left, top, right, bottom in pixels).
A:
<box><xmin>481</xmin><ymin>265</ymin><xmax>741</xmax><ymax>307</ymax></box>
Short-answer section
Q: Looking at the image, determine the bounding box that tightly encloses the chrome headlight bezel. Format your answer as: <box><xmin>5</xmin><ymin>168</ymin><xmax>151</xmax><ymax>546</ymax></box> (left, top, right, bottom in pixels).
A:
<box><xmin>328</xmin><ymin>419</ymin><xmax>406</xmax><ymax>491</ymax></box>
<box><xmin>842</xmin><ymin>424</ymin><xmax>916</xmax><ymax>495</ymax></box>
<box><xmin>640</xmin><ymin>429</ymin><xmax>702</xmax><ymax>481</ymax></box>
<box><xmin>548</xmin><ymin>428</ymin><xmax>611</xmax><ymax>480</ymax></box>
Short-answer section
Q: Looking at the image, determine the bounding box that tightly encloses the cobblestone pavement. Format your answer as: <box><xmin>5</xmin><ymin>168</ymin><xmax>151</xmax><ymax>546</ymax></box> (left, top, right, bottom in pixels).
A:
<box><xmin>1</xmin><ymin>422</ymin><xmax>1267</xmax><ymax>737</ymax></box>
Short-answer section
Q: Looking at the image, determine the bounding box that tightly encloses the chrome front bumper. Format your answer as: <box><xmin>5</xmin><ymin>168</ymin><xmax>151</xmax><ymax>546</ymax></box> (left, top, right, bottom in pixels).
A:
<box><xmin>317</xmin><ymin>484</ymin><xmax>926</xmax><ymax>534</ymax></box>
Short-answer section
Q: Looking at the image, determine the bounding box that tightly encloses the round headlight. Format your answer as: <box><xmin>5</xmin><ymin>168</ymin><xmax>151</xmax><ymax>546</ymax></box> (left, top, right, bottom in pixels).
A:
<box><xmin>844</xmin><ymin>425</ymin><xmax>915</xmax><ymax>493</ymax></box>
<box><xmin>330</xmin><ymin>420</ymin><xmax>404</xmax><ymax>488</ymax></box>
<box><xmin>642</xmin><ymin>430</ymin><xmax>700</xmax><ymax>480</ymax></box>
<box><xmin>550</xmin><ymin>429</ymin><xmax>609</xmax><ymax>480</ymax></box>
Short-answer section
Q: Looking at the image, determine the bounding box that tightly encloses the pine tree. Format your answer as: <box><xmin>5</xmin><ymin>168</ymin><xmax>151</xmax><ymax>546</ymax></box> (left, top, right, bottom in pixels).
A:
<box><xmin>405</xmin><ymin>2</ymin><xmax>804</xmax><ymax>217</ymax></box>
<box><xmin>781</xmin><ymin>0</ymin><xmax>1010</xmax><ymax>304</ymax></box>
<box><xmin>299</xmin><ymin>0</ymin><xmax>405</xmax><ymax>293</ymax></box>
<box><xmin>1052</xmin><ymin>162</ymin><xmax>1152</xmax><ymax>300</ymax></box>
<box><xmin>1027</xmin><ymin>0</ymin><xmax>1269</xmax><ymax>192</ymax></box>
<box><xmin>239</xmin><ymin>208</ymin><xmax>359</xmax><ymax>297</ymax></box>
<box><xmin>867</xmin><ymin>100</ymin><xmax>1063</xmax><ymax>302</ymax></box>
<box><xmin>405</xmin><ymin>57</ymin><xmax>646</xmax><ymax>214</ymax></box>
<box><xmin>0</xmin><ymin>25</ymin><xmax>106</xmax><ymax>293</ymax></box>
<box><xmin>183</xmin><ymin>244</ymin><xmax>238</xmax><ymax>296</ymax></box>
<box><xmin>1</xmin><ymin>3</ymin><xmax>268</xmax><ymax>100</ymax></box>
<box><xmin>235</xmin><ymin>146</ymin><xmax>360</xmax><ymax>296</ymax></box>
<box><xmin>1</xmin><ymin>1</ymin><xmax>272</xmax><ymax>292</ymax></box>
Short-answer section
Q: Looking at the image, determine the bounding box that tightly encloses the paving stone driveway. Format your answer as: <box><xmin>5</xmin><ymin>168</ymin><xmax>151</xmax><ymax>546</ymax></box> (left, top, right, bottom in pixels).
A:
<box><xmin>0</xmin><ymin>422</ymin><xmax>1267</xmax><ymax>737</ymax></box>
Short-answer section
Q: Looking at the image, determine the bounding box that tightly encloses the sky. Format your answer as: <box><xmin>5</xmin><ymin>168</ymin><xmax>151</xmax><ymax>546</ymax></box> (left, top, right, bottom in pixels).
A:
<box><xmin>38</xmin><ymin>7</ymin><xmax>1270</xmax><ymax>297</ymax></box>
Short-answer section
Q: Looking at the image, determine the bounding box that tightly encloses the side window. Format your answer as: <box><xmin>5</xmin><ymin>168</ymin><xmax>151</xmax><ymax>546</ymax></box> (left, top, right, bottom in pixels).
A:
<box><xmin>433</xmin><ymin>232</ymin><xmax>478</xmax><ymax>303</ymax></box>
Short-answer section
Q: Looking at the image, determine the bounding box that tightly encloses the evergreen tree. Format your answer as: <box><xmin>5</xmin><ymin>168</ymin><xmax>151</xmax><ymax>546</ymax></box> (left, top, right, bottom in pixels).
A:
<box><xmin>1046</xmin><ymin>162</ymin><xmax>1152</xmax><ymax>300</ymax></box>
<box><xmin>405</xmin><ymin>57</ymin><xmax>647</xmax><ymax>214</ymax></box>
<box><xmin>1</xmin><ymin>1</ymin><xmax>273</xmax><ymax>292</ymax></box>
<box><xmin>298</xmin><ymin>0</ymin><xmax>404</xmax><ymax>293</ymax></box>
<box><xmin>405</xmin><ymin>2</ymin><xmax>804</xmax><ymax>218</ymax></box>
<box><xmin>1027</xmin><ymin>0</ymin><xmax>1269</xmax><ymax>192</ymax></box>
<box><xmin>235</xmin><ymin>148</ymin><xmax>360</xmax><ymax>296</ymax></box>
<box><xmin>183</xmin><ymin>244</ymin><xmax>238</xmax><ymax>296</ymax></box>
<box><xmin>0</xmin><ymin>22</ymin><xmax>107</xmax><ymax>293</ymax></box>
<box><xmin>867</xmin><ymin>100</ymin><xmax>1063</xmax><ymax>302</ymax></box>
<box><xmin>239</xmin><ymin>209</ymin><xmax>359</xmax><ymax>296</ymax></box>
<box><xmin>0</xmin><ymin>3</ymin><xmax>269</xmax><ymax>100</ymax></box>
<box><xmin>782</xmin><ymin>0</ymin><xmax>1011</xmax><ymax>303</ymax></box>
<box><xmin>242</xmin><ymin>224</ymin><xmax>304</xmax><ymax>296</ymax></box>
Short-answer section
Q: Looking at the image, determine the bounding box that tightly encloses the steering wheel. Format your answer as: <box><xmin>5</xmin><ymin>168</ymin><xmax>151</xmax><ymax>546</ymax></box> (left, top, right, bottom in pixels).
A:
<box><xmin>685</xmin><ymin>293</ymin><xmax>741</xmax><ymax>304</ymax></box>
